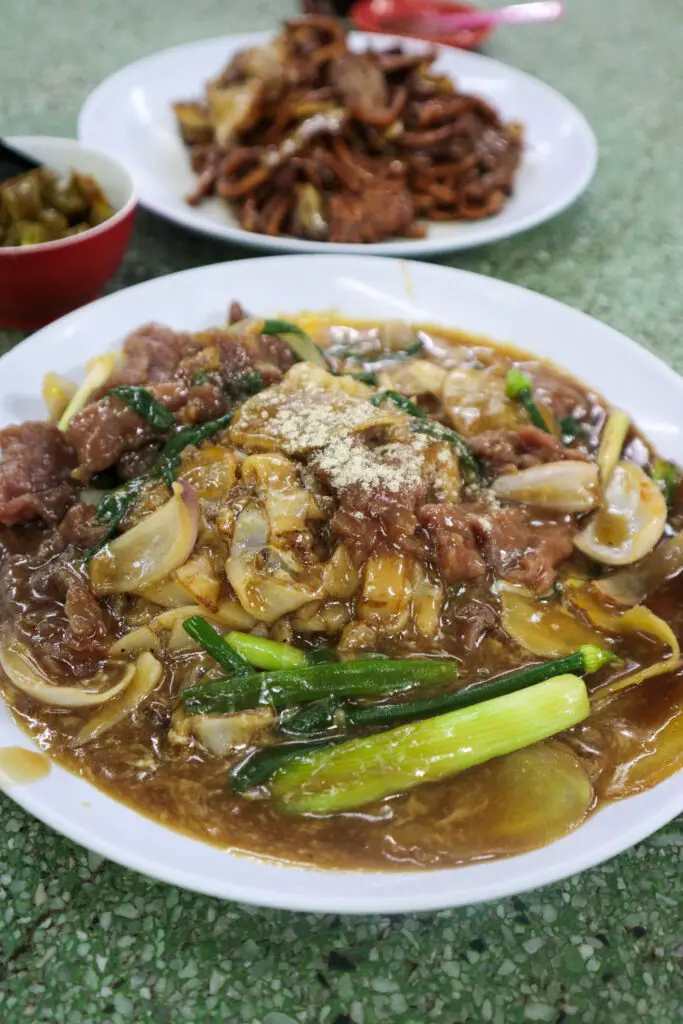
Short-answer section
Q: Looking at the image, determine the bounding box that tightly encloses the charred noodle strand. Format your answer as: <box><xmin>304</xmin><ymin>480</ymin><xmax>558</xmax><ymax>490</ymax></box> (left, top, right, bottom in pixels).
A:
<box><xmin>183</xmin><ymin>617</ymin><xmax>251</xmax><ymax>676</ymax></box>
<box><xmin>181</xmin><ymin>659</ymin><xmax>458</xmax><ymax>716</ymax></box>
<box><xmin>270</xmin><ymin>676</ymin><xmax>591</xmax><ymax>814</ymax></box>
<box><xmin>108</xmin><ymin>386</ymin><xmax>175</xmax><ymax>431</ymax></box>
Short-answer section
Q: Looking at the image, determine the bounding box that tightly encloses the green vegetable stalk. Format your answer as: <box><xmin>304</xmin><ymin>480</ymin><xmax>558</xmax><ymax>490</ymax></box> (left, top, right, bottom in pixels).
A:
<box><xmin>505</xmin><ymin>368</ymin><xmax>550</xmax><ymax>433</ymax></box>
<box><xmin>337</xmin><ymin>645</ymin><xmax>617</xmax><ymax>729</ymax></box>
<box><xmin>230</xmin><ymin>738</ymin><xmax>342</xmax><ymax>794</ymax></box>
<box><xmin>270</xmin><ymin>675</ymin><xmax>591</xmax><ymax>814</ymax></box>
<box><xmin>224</xmin><ymin>631</ymin><xmax>307</xmax><ymax>670</ymax></box>
<box><xmin>182</xmin><ymin>616</ymin><xmax>251</xmax><ymax>676</ymax></box>
<box><xmin>652</xmin><ymin>458</ymin><xmax>679</xmax><ymax>510</ymax></box>
<box><xmin>261</xmin><ymin>319</ymin><xmax>329</xmax><ymax>369</ymax></box>
<box><xmin>181</xmin><ymin>658</ymin><xmax>458</xmax><ymax>716</ymax></box>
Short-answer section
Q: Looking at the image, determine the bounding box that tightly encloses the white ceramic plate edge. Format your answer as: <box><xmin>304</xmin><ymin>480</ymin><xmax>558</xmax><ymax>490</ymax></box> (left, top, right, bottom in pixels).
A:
<box><xmin>77</xmin><ymin>32</ymin><xmax>598</xmax><ymax>256</ymax></box>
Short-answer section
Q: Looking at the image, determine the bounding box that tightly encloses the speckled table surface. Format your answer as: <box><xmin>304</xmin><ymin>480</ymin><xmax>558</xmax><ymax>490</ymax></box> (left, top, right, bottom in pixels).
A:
<box><xmin>1</xmin><ymin>0</ymin><xmax>682</xmax><ymax>1021</ymax></box>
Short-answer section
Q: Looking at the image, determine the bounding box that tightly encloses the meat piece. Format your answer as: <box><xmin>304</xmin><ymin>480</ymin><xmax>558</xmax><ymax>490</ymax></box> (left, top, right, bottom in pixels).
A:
<box><xmin>66</xmin><ymin>382</ymin><xmax>188</xmax><ymax>474</ymax></box>
<box><xmin>470</xmin><ymin>425</ymin><xmax>588</xmax><ymax>472</ymax></box>
<box><xmin>531</xmin><ymin>372</ymin><xmax>591</xmax><ymax>421</ymax></box>
<box><xmin>332</xmin><ymin>483</ymin><xmax>427</xmax><ymax>564</ymax></box>
<box><xmin>418</xmin><ymin>504</ymin><xmax>486</xmax><ymax>583</ymax></box>
<box><xmin>108</xmin><ymin>323</ymin><xmax>197</xmax><ymax>389</ymax></box>
<box><xmin>453</xmin><ymin>598</ymin><xmax>499</xmax><ymax>651</ymax></box>
<box><xmin>328</xmin><ymin>183</ymin><xmax>415</xmax><ymax>244</ymax></box>
<box><xmin>481</xmin><ymin>506</ymin><xmax>574</xmax><ymax>593</ymax></box>
<box><xmin>117</xmin><ymin>446</ymin><xmax>161</xmax><ymax>481</ymax></box>
<box><xmin>0</xmin><ymin>423</ymin><xmax>77</xmax><ymax>526</ymax></box>
<box><xmin>214</xmin><ymin>330</ymin><xmax>294</xmax><ymax>387</ymax></box>
<box><xmin>63</xmin><ymin>570</ymin><xmax>110</xmax><ymax>656</ymax></box>
<box><xmin>420</xmin><ymin>501</ymin><xmax>573</xmax><ymax>593</ymax></box>
<box><xmin>329</xmin><ymin>52</ymin><xmax>388</xmax><ymax>120</ymax></box>
<box><xmin>183</xmin><ymin>384</ymin><xmax>227</xmax><ymax>424</ymax></box>
<box><xmin>10</xmin><ymin>559</ymin><xmax>113</xmax><ymax>674</ymax></box>
<box><xmin>59</xmin><ymin>503</ymin><xmax>107</xmax><ymax>549</ymax></box>
<box><xmin>228</xmin><ymin>300</ymin><xmax>249</xmax><ymax>324</ymax></box>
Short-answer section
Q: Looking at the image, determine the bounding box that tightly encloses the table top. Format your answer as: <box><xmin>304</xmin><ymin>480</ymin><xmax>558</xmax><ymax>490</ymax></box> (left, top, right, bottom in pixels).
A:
<box><xmin>1</xmin><ymin>1</ymin><xmax>682</xmax><ymax>1021</ymax></box>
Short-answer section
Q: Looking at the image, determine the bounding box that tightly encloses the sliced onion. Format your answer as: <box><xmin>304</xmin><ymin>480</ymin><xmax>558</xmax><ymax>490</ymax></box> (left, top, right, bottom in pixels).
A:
<box><xmin>89</xmin><ymin>481</ymin><xmax>199</xmax><ymax>594</ymax></box>
<box><xmin>58</xmin><ymin>352</ymin><xmax>119</xmax><ymax>431</ymax></box>
<box><xmin>42</xmin><ymin>372</ymin><xmax>77</xmax><ymax>423</ymax></box>
<box><xmin>492</xmin><ymin>461</ymin><xmax>600</xmax><ymax>513</ymax></box>
<box><xmin>594</xmin><ymin>533</ymin><xmax>683</xmax><ymax>607</ymax></box>
<box><xmin>0</xmin><ymin>640</ymin><xmax>134</xmax><ymax>708</ymax></box>
<box><xmin>443</xmin><ymin>366</ymin><xmax>520</xmax><ymax>435</ymax></box>
<box><xmin>72</xmin><ymin>652</ymin><xmax>163</xmax><ymax>746</ymax></box>
<box><xmin>188</xmin><ymin>708</ymin><xmax>275</xmax><ymax>757</ymax></box>
<box><xmin>499</xmin><ymin>584</ymin><xmax>605</xmax><ymax>657</ymax></box>
<box><xmin>574</xmin><ymin>462</ymin><xmax>666</xmax><ymax>566</ymax></box>
<box><xmin>136</xmin><ymin>579</ymin><xmax>198</xmax><ymax>609</ymax></box>
<box><xmin>227</xmin><ymin>505</ymin><xmax>322</xmax><ymax>623</ymax></box>
<box><xmin>110</xmin><ymin>626</ymin><xmax>161</xmax><ymax>655</ymax></box>
<box><xmin>176</xmin><ymin>551</ymin><xmax>221</xmax><ymax>612</ymax></box>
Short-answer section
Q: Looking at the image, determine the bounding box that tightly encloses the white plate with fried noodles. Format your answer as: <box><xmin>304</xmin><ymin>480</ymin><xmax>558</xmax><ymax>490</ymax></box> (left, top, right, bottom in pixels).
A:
<box><xmin>78</xmin><ymin>31</ymin><xmax>597</xmax><ymax>256</ymax></box>
<box><xmin>0</xmin><ymin>256</ymin><xmax>681</xmax><ymax>913</ymax></box>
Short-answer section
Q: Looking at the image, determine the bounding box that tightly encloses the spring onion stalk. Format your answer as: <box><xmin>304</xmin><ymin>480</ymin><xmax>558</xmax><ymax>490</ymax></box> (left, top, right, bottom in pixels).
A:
<box><xmin>181</xmin><ymin>658</ymin><xmax>458</xmax><ymax>716</ymax></box>
<box><xmin>270</xmin><ymin>675</ymin><xmax>591</xmax><ymax>814</ymax></box>
<box><xmin>369</xmin><ymin>388</ymin><xmax>479</xmax><ymax>479</ymax></box>
<box><xmin>282</xmin><ymin>698</ymin><xmax>339</xmax><ymax>735</ymax></box>
<box><xmin>597</xmin><ymin>408</ymin><xmax>629</xmax><ymax>484</ymax></box>
<box><xmin>108</xmin><ymin>386</ymin><xmax>175</xmax><ymax>430</ymax></box>
<box><xmin>337</xmin><ymin>645</ymin><xmax>617</xmax><ymax>729</ymax></box>
<box><xmin>86</xmin><ymin>478</ymin><xmax>145</xmax><ymax>561</ymax></box>
<box><xmin>182</xmin><ymin>616</ymin><xmax>251</xmax><ymax>676</ymax></box>
<box><xmin>155</xmin><ymin>412</ymin><xmax>233</xmax><ymax>487</ymax></box>
<box><xmin>230</xmin><ymin>739</ymin><xmax>342</xmax><ymax>794</ymax></box>
<box><xmin>306</xmin><ymin>647</ymin><xmax>339</xmax><ymax>665</ymax></box>
<box><xmin>370</xmin><ymin>390</ymin><xmax>426</xmax><ymax>418</ymax></box>
<box><xmin>558</xmin><ymin>416</ymin><xmax>587</xmax><ymax>444</ymax></box>
<box><xmin>225</xmin><ymin>631</ymin><xmax>307</xmax><ymax>670</ymax></box>
<box><xmin>413</xmin><ymin>421</ymin><xmax>480</xmax><ymax>479</ymax></box>
<box><xmin>505</xmin><ymin>368</ymin><xmax>550</xmax><ymax>433</ymax></box>
<box><xmin>261</xmin><ymin>319</ymin><xmax>329</xmax><ymax>368</ymax></box>
<box><xmin>652</xmin><ymin>458</ymin><xmax>678</xmax><ymax>509</ymax></box>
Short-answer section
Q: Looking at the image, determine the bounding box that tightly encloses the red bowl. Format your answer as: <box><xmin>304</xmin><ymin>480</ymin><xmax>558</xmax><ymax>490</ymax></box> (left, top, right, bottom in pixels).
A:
<box><xmin>351</xmin><ymin>0</ymin><xmax>493</xmax><ymax>50</ymax></box>
<box><xmin>0</xmin><ymin>137</ymin><xmax>137</xmax><ymax>330</ymax></box>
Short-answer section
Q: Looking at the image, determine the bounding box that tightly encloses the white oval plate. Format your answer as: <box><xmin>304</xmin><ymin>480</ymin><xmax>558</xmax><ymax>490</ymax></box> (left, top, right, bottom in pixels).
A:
<box><xmin>1</xmin><ymin>256</ymin><xmax>680</xmax><ymax>913</ymax></box>
<box><xmin>78</xmin><ymin>32</ymin><xmax>597</xmax><ymax>257</ymax></box>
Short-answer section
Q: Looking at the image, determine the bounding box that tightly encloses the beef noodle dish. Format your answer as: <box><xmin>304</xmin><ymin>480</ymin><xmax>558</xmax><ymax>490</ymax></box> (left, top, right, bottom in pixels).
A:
<box><xmin>0</xmin><ymin>306</ymin><xmax>681</xmax><ymax>869</ymax></box>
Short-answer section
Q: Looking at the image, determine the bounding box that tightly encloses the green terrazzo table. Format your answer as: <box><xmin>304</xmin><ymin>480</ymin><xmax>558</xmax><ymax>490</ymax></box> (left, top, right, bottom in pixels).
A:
<box><xmin>1</xmin><ymin>1</ymin><xmax>682</xmax><ymax>1020</ymax></box>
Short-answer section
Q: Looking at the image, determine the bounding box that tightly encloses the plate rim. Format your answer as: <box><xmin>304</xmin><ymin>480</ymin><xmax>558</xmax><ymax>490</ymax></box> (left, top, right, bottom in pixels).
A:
<box><xmin>0</xmin><ymin>253</ymin><xmax>680</xmax><ymax>914</ymax></box>
<box><xmin>77</xmin><ymin>30</ymin><xmax>598</xmax><ymax>256</ymax></box>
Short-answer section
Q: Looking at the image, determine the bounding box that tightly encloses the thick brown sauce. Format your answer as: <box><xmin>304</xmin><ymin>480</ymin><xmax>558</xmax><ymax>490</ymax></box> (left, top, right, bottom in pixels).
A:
<box><xmin>1</xmin><ymin>321</ymin><xmax>682</xmax><ymax>871</ymax></box>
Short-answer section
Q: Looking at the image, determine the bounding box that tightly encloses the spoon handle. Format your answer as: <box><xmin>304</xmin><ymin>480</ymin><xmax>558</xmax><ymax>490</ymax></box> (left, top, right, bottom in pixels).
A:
<box><xmin>0</xmin><ymin>140</ymin><xmax>42</xmax><ymax>180</ymax></box>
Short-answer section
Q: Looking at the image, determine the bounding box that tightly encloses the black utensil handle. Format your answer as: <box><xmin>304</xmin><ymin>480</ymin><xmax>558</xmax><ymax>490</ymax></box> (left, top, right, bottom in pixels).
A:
<box><xmin>0</xmin><ymin>140</ymin><xmax>42</xmax><ymax>180</ymax></box>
